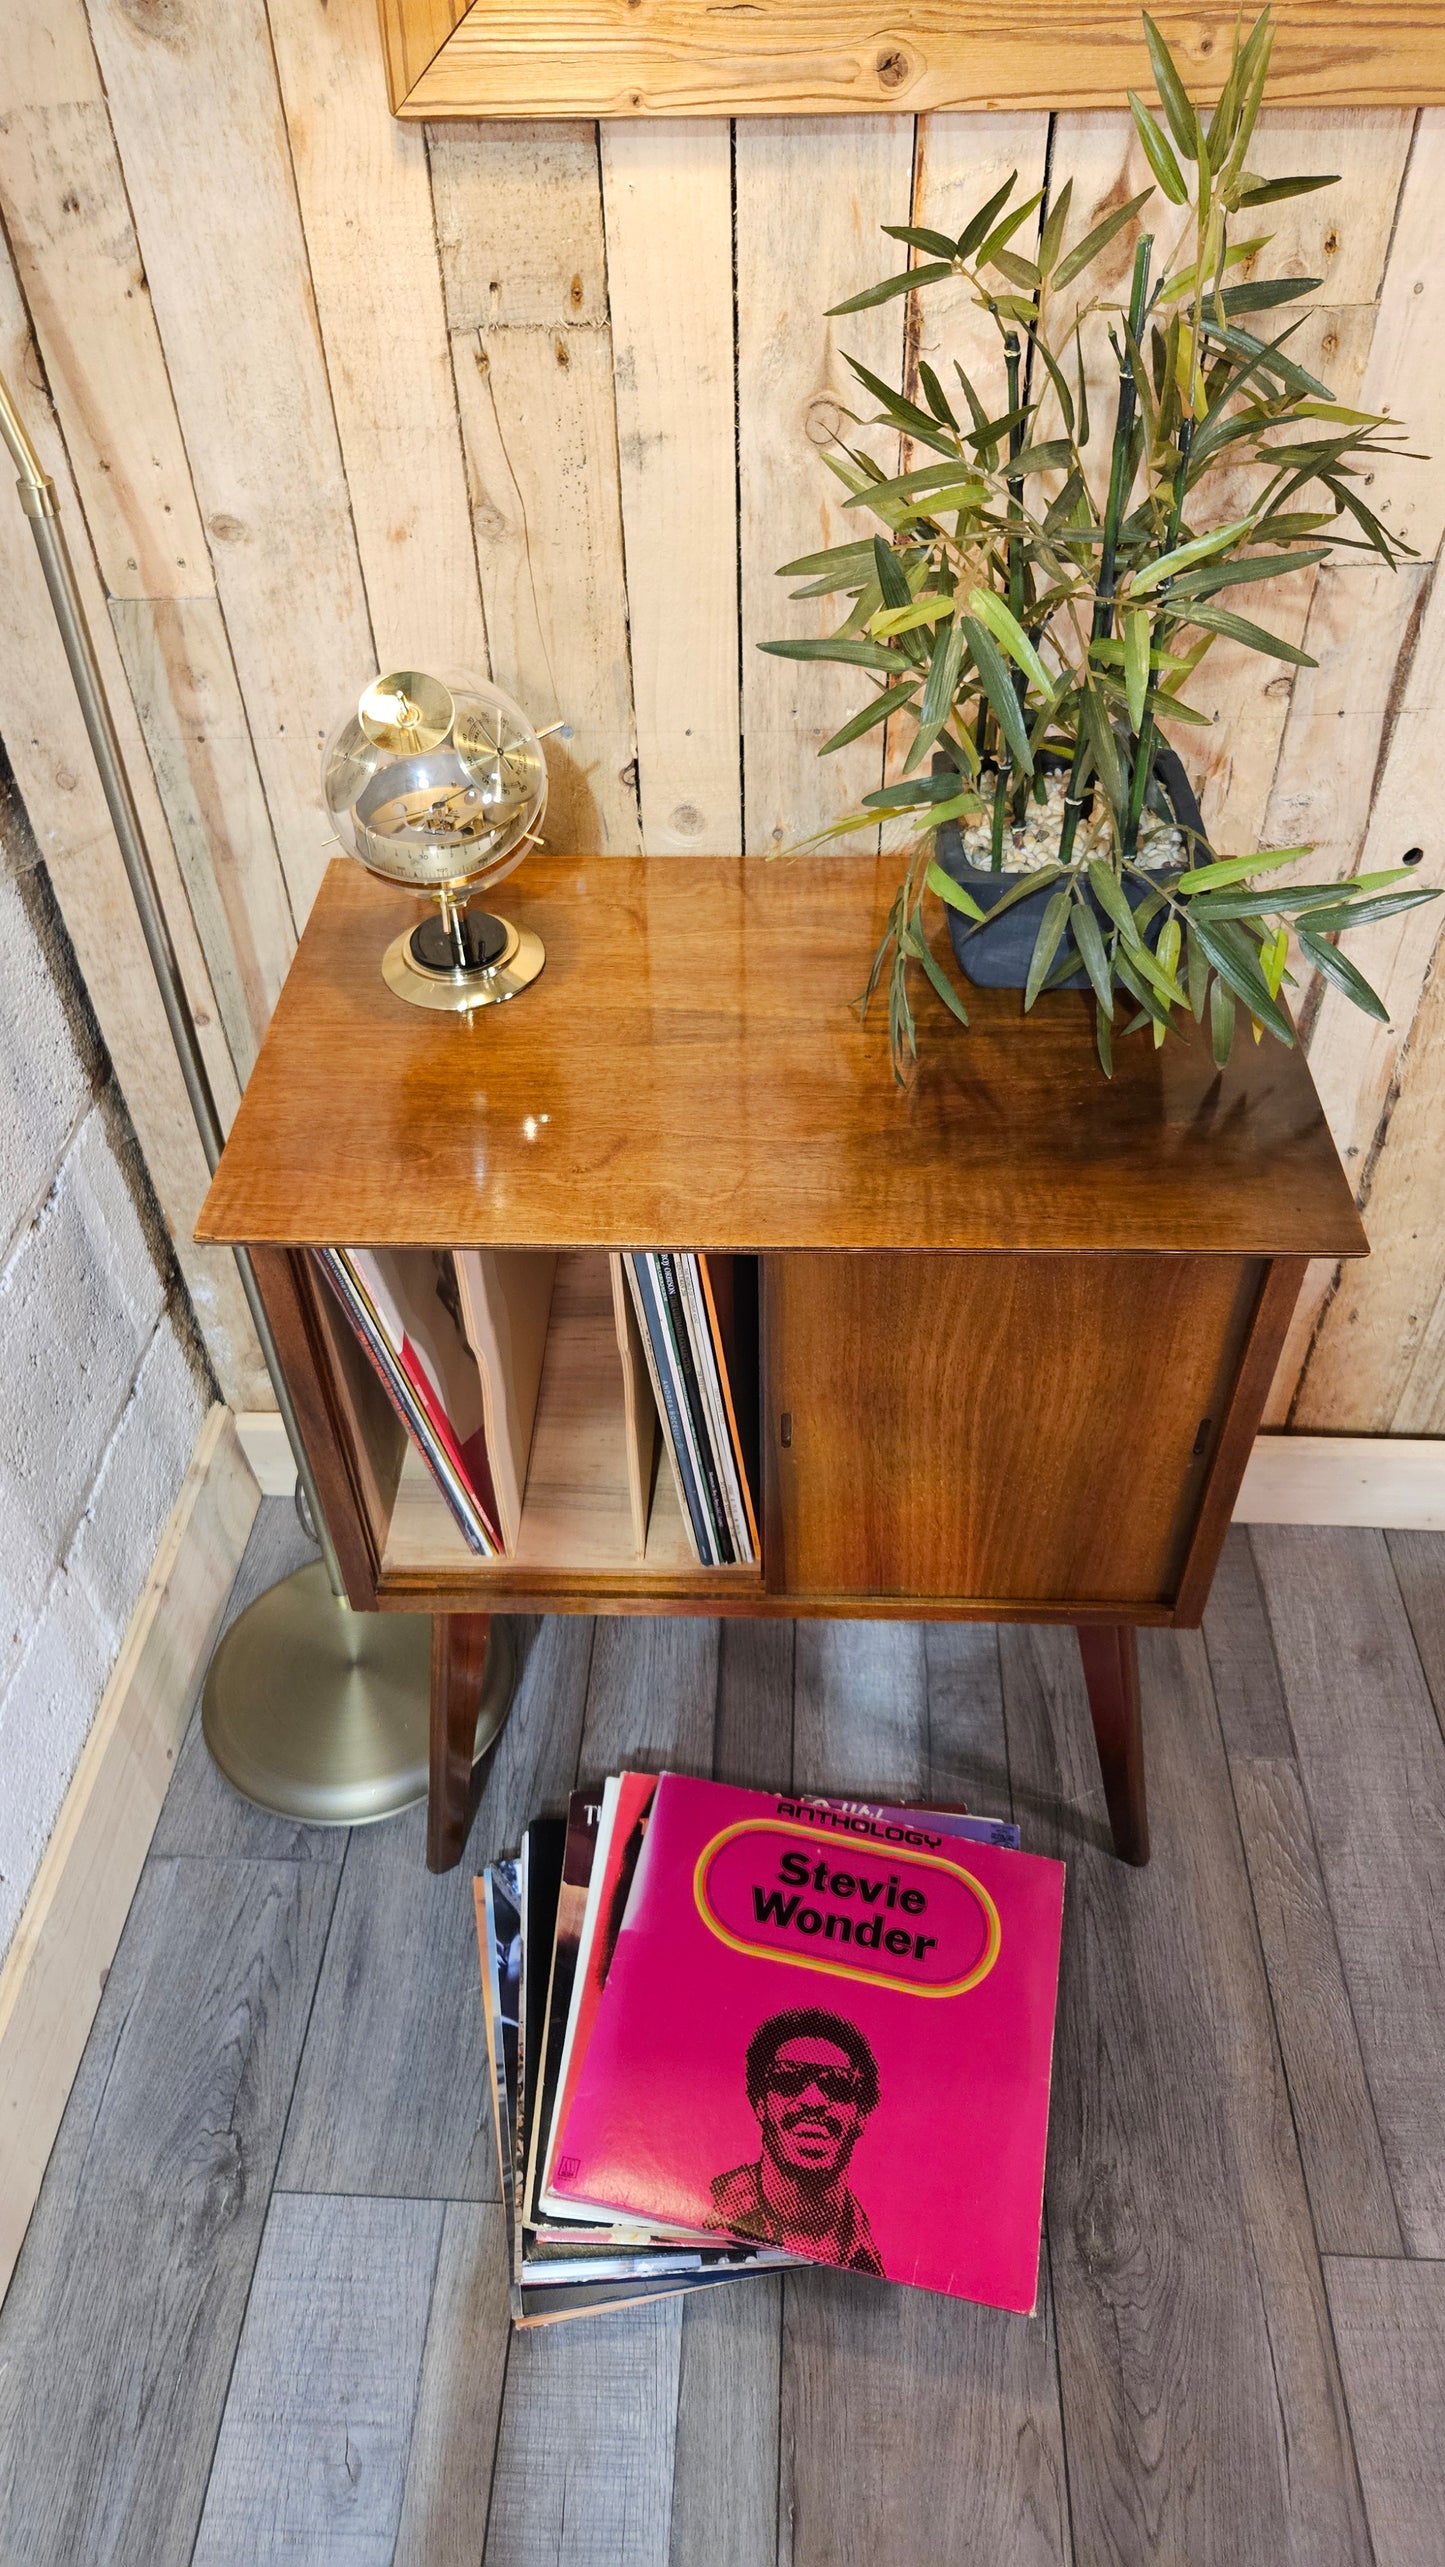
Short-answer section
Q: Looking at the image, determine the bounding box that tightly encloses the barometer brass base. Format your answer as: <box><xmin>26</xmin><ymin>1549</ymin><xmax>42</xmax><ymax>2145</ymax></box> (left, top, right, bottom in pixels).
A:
<box><xmin>382</xmin><ymin>907</ymin><xmax>545</xmax><ymax>1013</ymax></box>
<box><xmin>201</xmin><ymin>1561</ymin><xmax>516</xmax><ymax>1825</ymax></box>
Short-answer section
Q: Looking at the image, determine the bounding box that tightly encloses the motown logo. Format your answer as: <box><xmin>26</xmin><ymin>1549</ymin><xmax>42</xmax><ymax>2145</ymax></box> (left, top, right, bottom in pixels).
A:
<box><xmin>693</xmin><ymin>1819</ymin><xmax>1002</xmax><ymax>1998</ymax></box>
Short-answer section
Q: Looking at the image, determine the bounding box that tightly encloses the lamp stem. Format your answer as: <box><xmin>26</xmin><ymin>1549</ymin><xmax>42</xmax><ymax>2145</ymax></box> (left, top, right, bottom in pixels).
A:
<box><xmin>0</xmin><ymin>365</ymin><xmax>347</xmax><ymax>1602</ymax></box>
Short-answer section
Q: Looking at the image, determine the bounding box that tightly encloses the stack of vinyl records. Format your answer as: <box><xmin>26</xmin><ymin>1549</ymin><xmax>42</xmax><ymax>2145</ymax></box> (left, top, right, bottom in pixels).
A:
<box><xmin>623</xmin><ymin>1253</ymin><xmax>758</xmax><ymax>1566</ymax></box>
<box><xmin>476</xmin><ymin>1771</ymin><xmax>1065</xmax><ymax>2325</ymax></box>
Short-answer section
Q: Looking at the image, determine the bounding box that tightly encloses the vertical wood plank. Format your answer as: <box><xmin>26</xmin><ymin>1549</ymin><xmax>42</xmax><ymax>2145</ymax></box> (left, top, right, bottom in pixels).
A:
<box><xmin>1004</xmin><ymin>1620</ymin><xmax>1370</xmax><ymax>2566</ymax></box>
<box><xmin>577</xmin><ymin>1614</ymin><xmax>720</xmax><ymax>1784</ymax></box>
<box><xmin>484</xmin><ymin>2297</ymin><xmax>684</xmax><ymax>2567</ymax></box>
<box><xmin>1325</xmin><ymin>2258</ymin><xmax>1445</xmax><ymax>2567</ymax></box>
<box><xmin>85</xmin><ymin>0</ymin><xmax>376</xmax><ymax>918</ymax></box>
<box><xmin>1253</xmin><ymin>1526</ymin><xmax>1445</xmax><ymax>2254</ymax></box>
<box><xmin>278</xmin><ymin>1614</ymin><xmax>593</xmax><ymax>2202</ymax></box>
<box><xmin>268</xmin><ymin>0</ymin><xmax>491</xmax><ymax>677</ymax></box>
<box><xmin>668</xmin><ymin>2279</ymin><xmax>782</xmax><ymax>2567</ymax></box>
<box><xmin>0</xmin><ymin>236</ymin><xmax>264</xmax><ymax>1407</ymax></box>
<box><xmin>1204</xmin><ymin>1532</ymin><xmax>1405</xmax><ymax>2257</ymax></box>
<box><xmin>394</xmin><ymin>2200</ymin><xmax>513</xmax><ymax>2567</ymax></box>
<box><xmin>713</xmin><ymin>1616</ymin><xmax>794</xmax><ymax>1791</ymax></box>
<box><xmin>0</xmin><ymin>1856</ymin><xmax>338</xmax><ymax>2565</ymax></box>
<box><xmin>1384</xmin><ymin>1526</ymin><xmax>1445</xmax><ymax>1709</ymax></box>
<box><xmin>783</xmin><ymin>1614</ymin><xmax>1072</xmax><ymax>2567</ymax></box>
<box><xmin>736</xmin><ymin>116</ymin><xmax>916</xmax><ymax>854</ymax></box>
<box><xmin>0</xmin><ymin>0</ymin><xmax>211</xmax><ymax>596</ymax></box>
<box><xmin>600</xmin><ymin>120</ymin><xmax>741</xmax><ymax>855</ymax></box>
<box><xmin>431</xmin><ymin>119</ymin><xmax>641</xmax><ymax>853</ymax></box>
<box><xmin>110</xmin><ymin>595</ymin><xmax>295</xmax><ymax>1078</ymax></box>
<box><xmin>192</xmin><ymin>2192</ymin><xmax>445</xmax><ymax>2567</ymax></box>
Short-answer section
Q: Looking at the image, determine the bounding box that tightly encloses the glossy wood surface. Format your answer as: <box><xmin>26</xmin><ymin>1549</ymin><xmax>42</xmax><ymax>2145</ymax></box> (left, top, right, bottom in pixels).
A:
<box><xmin>764</xmin><ymin>1249</ymin><xmax>1263</xmax><ymax>1610</ymax></box>
<box><xmin>427</xmin><ymin>1612</ymin><xmax>490</xmax><ymax>1873</ymax></box>
<box><xmin>200</xmin><ymin>860</ymin><xmax>1366</xmax><ymax>1263</ymax></box>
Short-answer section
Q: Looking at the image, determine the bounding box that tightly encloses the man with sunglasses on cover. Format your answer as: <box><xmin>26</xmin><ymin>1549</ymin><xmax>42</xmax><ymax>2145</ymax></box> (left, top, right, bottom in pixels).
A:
<box><xmin>709</xmin><ymin>2007</ymin><xmax>884</xmax><ymax>2275</ymax></box>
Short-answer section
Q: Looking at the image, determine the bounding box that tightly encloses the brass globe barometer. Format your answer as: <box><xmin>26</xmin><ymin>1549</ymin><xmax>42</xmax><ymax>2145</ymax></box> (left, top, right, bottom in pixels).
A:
<box><xmin>323</xmin><ymin>669</ymin><xmax>549</xmax><ymax>1010</ymax></box>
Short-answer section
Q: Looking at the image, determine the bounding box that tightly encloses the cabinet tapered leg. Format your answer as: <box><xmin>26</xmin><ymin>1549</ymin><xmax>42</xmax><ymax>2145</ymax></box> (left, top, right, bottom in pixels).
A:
<box><xmin>427</xmin><ymin>1612</ymin><xmax>492</xmax><ymax>1873</ymax></box>
<box><xmin>1075</xmin><ymin>1624</ymin><xmax>1149</xmax><ymax>1867</ymax></box>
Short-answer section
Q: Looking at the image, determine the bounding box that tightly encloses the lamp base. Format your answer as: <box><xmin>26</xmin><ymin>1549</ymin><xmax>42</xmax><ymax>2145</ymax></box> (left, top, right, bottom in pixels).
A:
<box><xmin>201</xmin><ymin>1561</ymin><xmax>515</xmax><ymax>1825</ymax></box>
<box><xmin>382</xmin><ymin>908</ymin><xmax>545</xmax><ymax>1012</ymax></box>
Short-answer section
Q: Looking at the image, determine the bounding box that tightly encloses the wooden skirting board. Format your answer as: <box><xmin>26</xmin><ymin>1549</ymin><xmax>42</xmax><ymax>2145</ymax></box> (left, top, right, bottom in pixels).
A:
<box><xmin>0</xmin><ymin>1405</ymin><xmax>260</xmax><ymax>2306</ymax></box>
<box><xmin>239</xmin><ymin>1410</ymin><xmax>1445</xmax><ymax>1532</ymax></box>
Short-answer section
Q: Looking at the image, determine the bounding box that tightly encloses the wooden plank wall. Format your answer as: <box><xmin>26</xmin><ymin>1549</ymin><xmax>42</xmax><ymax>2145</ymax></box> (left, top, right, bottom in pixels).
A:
<box><xmin>0</xmin><ymin>6</ymin><xmax>1440</xmax><ymax>1427</ymax></box>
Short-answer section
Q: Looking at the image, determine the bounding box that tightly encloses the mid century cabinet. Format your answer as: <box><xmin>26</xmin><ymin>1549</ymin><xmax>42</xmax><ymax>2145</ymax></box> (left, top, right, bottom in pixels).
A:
<box><xmin>198</xmin><ymin>856</ymin><xmax>1365</xmax><ymax>1871</ymax></box>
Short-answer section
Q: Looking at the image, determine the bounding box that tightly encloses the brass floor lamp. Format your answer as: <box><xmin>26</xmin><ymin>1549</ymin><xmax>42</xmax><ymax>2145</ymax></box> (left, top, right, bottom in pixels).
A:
<box><xmin>0</xmin><ymin>368</ymin><xmax>513</xmax><ymax>1823</ymax></box>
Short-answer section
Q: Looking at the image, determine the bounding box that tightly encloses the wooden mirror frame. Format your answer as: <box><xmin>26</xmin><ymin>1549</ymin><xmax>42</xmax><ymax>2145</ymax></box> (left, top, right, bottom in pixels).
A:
<box><xmin>379</xmin><ymin>3</ymin><xmax>1445</xmax><ymax>121</ymax></box>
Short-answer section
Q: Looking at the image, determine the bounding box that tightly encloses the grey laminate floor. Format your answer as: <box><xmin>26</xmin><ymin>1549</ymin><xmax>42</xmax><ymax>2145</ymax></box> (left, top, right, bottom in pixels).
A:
<box><xmin>2</xmin><ymin>1509</ymin><xmax>1444</xmax><ymax>2566</ymax></box>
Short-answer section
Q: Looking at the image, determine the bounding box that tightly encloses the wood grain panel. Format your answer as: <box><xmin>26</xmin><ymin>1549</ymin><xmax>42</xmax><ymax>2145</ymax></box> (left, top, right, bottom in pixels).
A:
<box><xmin>735</xmin><ymin>115</ymin><xmax>914</xmax><ymax>853</ymax></box>
<box><xmin>192</xmin><ymin>2193</ymin><xmax>445</xmax><ymax>2566</ymax></box>
<box><xmin>270</xmin><ymin>0</ymin><xmax>491</xmax><ymax>681</ymax></box>
<box><xmin>1004</xmin><ymin>1621</ymin><xmax>1371</xmax><ymax>2566</ymax></box>
<box><xmin>431</xmin><ymin>120</ymin><xmax>641</xmax><ymax>854</ymax></box>
<box><xmin>198</xmin><ymin>860</ymin><xmax>1366</xmax><ymax>1264</ymax></box>
<box><xmin>1254</xmin><ymin>1524</ymin><xmax>1445</xmax><ymax>2254</ymax></box>
<box><xmin>766</xmin><ymin>1250</ymin><xmax>1261</xmax><ymax>1605</ymax></box>
<box><xmin>600</xmin><ymin>121</ymin><xmax>741</xmax><ymax>854</ymax></box>
<box><xmin>1325</xmin><ymin>2258</ymin><xmax>1445</xmax><ymax>2567</ymax></box>
<box><xmin>86</xmin><ymin>0</ymin><xmax>376</xmax><ymax>921</ymax></box>
<box><xmin>388</xmin><ymin>5</ymin><xmax>1445</xmax><ymax>119</ymax></box>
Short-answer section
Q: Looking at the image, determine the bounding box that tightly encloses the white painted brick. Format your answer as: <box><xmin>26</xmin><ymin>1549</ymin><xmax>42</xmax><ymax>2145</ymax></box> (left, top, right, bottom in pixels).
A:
<box><xmin>69</xmin><ymin>1321</ymin><xmax>204</xmax><ymax>1649</ymax></box>
<box><xmin>0</xmin><ymin>870</ymin><xmax>89</xmax><ymax>1250</ymax></box>
<box><xmin>0</xmin><ymin>1106</ymin><xmax>165</xmax><ymax>1663</ymax></box>
<box><xmin>0</xmin><ymin>1565</ymin><xmax>112</xmax><ymax>1957</ymax></box>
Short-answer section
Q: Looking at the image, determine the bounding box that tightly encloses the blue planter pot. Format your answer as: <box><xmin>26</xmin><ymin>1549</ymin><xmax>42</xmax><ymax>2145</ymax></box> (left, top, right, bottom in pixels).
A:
<box><xmin>934</xmin><ymin>747</ymin><xmax>1207</xmax><ymax>990</ymax></box>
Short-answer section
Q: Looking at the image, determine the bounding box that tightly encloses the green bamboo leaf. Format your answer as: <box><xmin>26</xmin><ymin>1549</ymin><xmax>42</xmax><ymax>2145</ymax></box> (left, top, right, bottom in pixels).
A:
<box><xmin>872</xmin><ymin>535</ymin><xmax>911</xmax><ymax>611</ymax></box>
<box><xmin>1079</xmin><ymin>688</ymin><xmax>1124</xmax><ymax>809</ymax></box>
<box><xmin>872</xmin><ymin>593</ymin><xmax>955</xmax><ymax>637</ymax></box>
<box><xmin>819</xmin><ymin>679</ymin><xmax>919</xmax><ymax>754</ymax></box>
<box><xmin>955</xmin><ymin>172</ymin><xmax>1019</xmax><ymax>261</ymax></box>
<box><xmin>844</xmin><ymin>357</ymin><xmax>957</xmax><ymax>455</ymax></box>
<box><xmin>1217</xmin><ymin>276</ymin><xmax>1322</xmax><ymax>315</ymax></box>
<box><xmin>828</xmin><ymin>262</ymin><xmax>955</xmax><ymax>316</ymax></box>
<box><xmin>966</xmin><ymin>588</ymin><xmax>1053</xmax><ymax>696</ymax></box>
<box><xmin>917</xmin><ymin>360</ymin><xmax>959</xmax><ymax>428</ymax></box>
<box><xmin>925</xmin><ymin>860</ymin><xmax>986</xmax><ymax>921</ymax></box>
<box><xmin>990</xmin><ymin>248</ymin><xmax>1041</xmax><ymax>291</ymax></box>
<box><xmin>920</xmin><ymin>617</ymin><xmax>966</xmax><ymax>729</ymax></box>
<box><xmin>1157</xmin><ymin>914</ymin><xmax>1182</xmax><ymax>980</ymax></box>
<box><xmin>880</xmin><ymin>222</ymin><xmax>961</xmax><ymax>258</ymax></box>
<box><xmin>1190</xmin><ymin>914</ymin><xmax>1295</xmax><ymax>1042</ymax></box>
<box><xmin>1170</xmin><ymin>548</ymin><xmax>1329</xmax><ymax>600</ymax></box>
<box><xmin>976</xmin><ymin>188</ymin><xmax>1046</xmax><ymax>265</ymax></box>
<box><xmin>864</xmin><ymin>772</ymin><xmax>967</xmax><ymax>808</ymax></box>
<box><xmin>1178</xmin><ymin>844</ymin><xmax>1309</xmax><ymax>893</ymax></box>
<box><xmin>1129</xmin><ymin>91</ymin><xmax>1189</xmax><ymax>204</ymax></box>
<box><xmin>1210</xmin><ymin>972</ymin><xmax>1236</xmax><ymax>1066</ymax></box>
<box><xmin>778</xmin><ymin>540</ymin><xmax>876</xmax><ymax>580</ymax></box>
<box><xmin>1096</xmin><ymin>998</ymin><xmax>1114</xmax><ymax>1076</ymax></box>
<box><xmin>1297</xmin><ymin>929</ymin><xmax>1390</xmax><ymax>1019</ymax></box>
<box><xmin>757</xmin><ymin>636</ymin><xmax>900</xmax><ymax>671</ymax></box>
<box><xmin>1128</xmin><ymin>516</ymin><xmax>1258</xmax><ymax>594</ymax></box>
<box><xmin>1238</xmin><ymin>171</ymin><xmax>1339</xmax><ymax>206</ymax></box>
<box><xmin>1123</xmin><ymin>607</ymin><xmax>1150</xmax><ymax>733</ymax></box>
<box><xmin>1052</xmin><ymin>187</ymin><xmax>1157</xmax><ymax>294</ymax></box>
<box><xmin>1302</xmin><ymin>885</ymin><xmax>1439</xmax><ymax>934</ymax></box>
<box><xmin>903</xmin><ymin>918</ymin><xmax>972</xmax><ymax>1025</ymax></box>
<box><xmin>1071</xmin><ymin>897</ymin><xmax>1115</xmax><ymax>1018</ymax></box>
<box><xmin>843</xmin><ymin>459</ymin><xmax>982</xmax><ymax>507</ymax></box>
<box><xmin>1186</xmin><ymin>920</ymin><xmax>1210</xmax><ymax>1018</ymax></box>
<box><xmin>1087</xmin><ymin>858</ymin><xmax>1144</xmax><ymax>949</ymax></box>
<box><xmin>1038</xmin><ymin>177</ymin><xmax>1074</xmax><ymax>276</ymax></box>
<box><xmin>1025</xmin><ymin>887</ymin><xmax>1073</xmax><ymax>1007</ymax></box>
<box><xmin>1180</xmin><ymin>602</ymin><xmax>1316</xmax><ymax>665</ymax></box>
<box><xmin>960</xmin><ymin>617</ymin><xmax>1034</xmax><ymax>774</ymax></box>
<box><xmin>1004</xmin><ymin>436</ymin><xmax>1075</xmax><ymax>476</ymax></box>
<box><xmin>1143</xmin><ymin>12</ymin><xmax>1201</xmax><ymax>158</ymax></box>
<box><xmin>955</xmin><ymin>864</ymin><xmax>1065</xmax><ymax>934</ymax></box>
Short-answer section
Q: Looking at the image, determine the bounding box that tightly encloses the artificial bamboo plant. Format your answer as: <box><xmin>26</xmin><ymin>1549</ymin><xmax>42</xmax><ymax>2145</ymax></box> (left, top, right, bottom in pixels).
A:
<box><xmin>764</xmin><ymin>8</ymin><xmax>1438</xmax><ymax>1077</ymax></box>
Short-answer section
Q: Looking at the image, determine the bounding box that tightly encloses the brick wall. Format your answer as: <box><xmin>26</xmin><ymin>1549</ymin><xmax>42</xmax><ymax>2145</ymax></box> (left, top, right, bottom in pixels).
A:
<box><xmin>0</xmin><ymin>762</ymin><xmax>210</xmax><ymax>1963</ymax></box>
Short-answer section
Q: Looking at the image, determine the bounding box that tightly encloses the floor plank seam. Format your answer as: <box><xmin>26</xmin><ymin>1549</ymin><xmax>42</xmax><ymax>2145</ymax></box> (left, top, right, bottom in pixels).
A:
<box><xmin>1242</xmin><ymin>1534</ymin><xmax>1418</xmax><ymax>2251</ymax></box>
<box><xmin>269</xmin><ymin>1824</ymin><xmax>354</xmax><ymax>2184</ymax></box>
<box><xmin>1382</xmin><ymin>1536</ymin><xmax>1445</xmax><ymax>1761</ymax></box>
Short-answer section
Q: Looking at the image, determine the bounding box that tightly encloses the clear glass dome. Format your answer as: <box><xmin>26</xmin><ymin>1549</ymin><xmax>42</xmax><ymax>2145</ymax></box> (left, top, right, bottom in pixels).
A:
<box><xmin>322</xmin><ymin>670</ymin><xmax>547</xmax><ymax>896</ymax></box>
